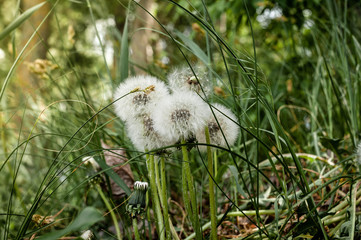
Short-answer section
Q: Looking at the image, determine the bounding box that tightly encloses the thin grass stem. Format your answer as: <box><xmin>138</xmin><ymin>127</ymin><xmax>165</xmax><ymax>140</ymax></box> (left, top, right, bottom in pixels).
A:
<box><xmin>96</xmin><ymin>184</ymin><xmax>122</xmax><ymax>240</ymax></box>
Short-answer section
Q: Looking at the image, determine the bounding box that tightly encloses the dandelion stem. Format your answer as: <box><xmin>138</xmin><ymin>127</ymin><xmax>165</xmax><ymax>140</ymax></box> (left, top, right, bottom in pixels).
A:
<box><xmin>181</xmin><ymin>139</ymin><xmax>201</xmax><ymax>240</ymax></box>
<box><xmin>133</xmin><ymin>217</ymin><xmax>140</xmax><ymax>240</ymax></box>
<box><xmin>154</xmin><ymin>156</ymin><xmax>171</xmax><ymax>240</ymax></box>
<box><xmin>160</xmin><ymin>157</ymin><xmax>172</xmax><ymax>240</ymax></box>
<box><xmin>147</xmin><ymin>153</ymin><xmax>165</xmax><ymax>240</ymax></box>
<box><xmin>146</xmin><ymin>192</ymin><xmax>152</xmax><ymax>240</ymax></box>
<box><xmin>182</xmin><ymin>152</ymin><xmax>192</xmax><ymax>223</ymax></box>
<box><xmin>205</xmin><ymin>126</ymin><xmax>217</xmax><ymax>240</ymax></box>
<box><xmin>95</xmin><ymin>184</ymin><xmax>122</xmax><ymax>240</ymax></box>
<box><xmin>154</xmin><ymin>157</ymin><xmax>162</xmax><ymax>205</ymax></box>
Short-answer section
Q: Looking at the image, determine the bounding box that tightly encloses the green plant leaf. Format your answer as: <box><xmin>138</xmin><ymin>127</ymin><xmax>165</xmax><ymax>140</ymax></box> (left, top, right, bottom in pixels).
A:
<box><xmin>118</xmin><ymin>14</ymin><xmax>129</xmax><ymax>85</ymax></box>
<box><xmin>96</xmin><ymin>156</ymin><xmax>132</xmax><ymax>196</ymax></box>
<box><xmin>37</xmin><ymin>207</ymin><xmax>103</xmax><ymax>240</ymax></box>
<box><xmin>228</xmin><ymin>165</ymin><xmax>247</xmax><ymax>197</ymax></box>
<box><xmin>174</xmin><ymin>30</ymin><xmax>208</xmax><ymax>65</ymax></box>
<box><xmin>0</xmin><ymin>2</ymin><xmax>46</xmax><ymax>40</ymax></box>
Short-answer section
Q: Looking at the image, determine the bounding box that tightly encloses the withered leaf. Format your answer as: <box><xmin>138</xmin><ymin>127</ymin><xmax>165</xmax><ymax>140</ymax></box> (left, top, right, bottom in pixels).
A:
<box><xmin>101</xmin><ymin>141</ymin><xmax>134</xmax><ymax>199</ymax></box>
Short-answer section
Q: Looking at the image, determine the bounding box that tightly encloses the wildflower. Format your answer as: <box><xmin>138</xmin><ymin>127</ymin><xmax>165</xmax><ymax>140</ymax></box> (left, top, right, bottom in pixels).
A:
<box><xmin>113</xmin><ymin>76</ymin><xmax>169</xmax><ymax>122</ymax></box>
<box><xmin>126</xmin><ymin>113</ymin><xmax>174</xmax><ymax>151</ymax></box>
<box><xmin>126</xmin><ymin>181</ymin><xmax>149</xmax><ymax>218</ymax></box>
<box><xmin>196</xmin><ymin>103</ymin><xmax>239</xmax><ymax>150</ymax></box>
<box><xmin>152</xmin><ymin>91</ymin><xmax>211</xmax><ymax>143</ymax></box>
<box><xmin>167</xmin><ymin>65</ymin><xmax>212</xmax><ymax>96</ymax></box>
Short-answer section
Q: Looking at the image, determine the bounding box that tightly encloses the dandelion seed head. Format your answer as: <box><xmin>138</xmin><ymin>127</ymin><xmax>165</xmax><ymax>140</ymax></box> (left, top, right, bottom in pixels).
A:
<box><xmin>168</xmin><ymin>65</ymin><xmax>212</xmax><ymax>96</ymax></box>
<box><xmin>208</xmin><ymin>122</ymin><xmax>220</xmax><ymax>137</ymax></box>
<box><xmin>171</xmin><ymin>109</ymin><xmax>191</xmax><ymax>123</ymax></box>
<box><xmin>132</xmin><ymin>93</ymin><xmax>148</xmax><ymax>106</ymax></box>
<box><xmin>152</xmin><ymin>91</ymin><xmax>211</xmax><ymax>142</ymax></box>
<box><xmin>126</xmin><ymin>114</ymin><xmax>173</xmax><ymax>151</ymax></box>
<box><xmin>196</xmin><ymin>103</ymin><xmax>239</xmax><ymax>151</ymax></box>
<box><xmin>114</xmin><ymin>76</ymin><xmax>169</xmax><ymax>122</ymax></box>
<box><xmin>143</xmin><ymin>114</ymin><xmax>155</xmax><ymax>135</ymax></box>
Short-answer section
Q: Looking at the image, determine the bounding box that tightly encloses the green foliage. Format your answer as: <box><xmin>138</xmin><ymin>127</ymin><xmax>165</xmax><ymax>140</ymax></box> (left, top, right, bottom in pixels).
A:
<box><xmin>0</xmin><ymin>2</ymin><xmax>46</xmax><ymax>40</ymax></box>
<box><xmin>36</xmin><ymin>207</ymin><xmax>103</xmax><ymax>240</ymax></box>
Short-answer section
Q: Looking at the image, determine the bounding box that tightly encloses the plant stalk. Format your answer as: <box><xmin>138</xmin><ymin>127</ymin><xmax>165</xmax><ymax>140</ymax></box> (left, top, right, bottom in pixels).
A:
<box><xmin>181</xmin><ymin>139</ymin><xmax>201</xmax><ymax>240</ymax></box>
<box><xmin>147</xmin><ymin>154</ymin><xmax>165</xmax><ymax>240</ymax></box>
<box><xmin>205</xmin><ymin>126</ymin><xmax>217</xmax><ymax>240</ymax></box>
<box><xmin>96</xmin><ymin>184</ymin><xmax>122</xmax><ymax>240</ymax></box>
<box><xmin>160</xmin><ymin>157</ymin><xmax>171</xmax><ymax>240</ymax></box>
<box><xmin>133</xmin><ymin>217</ymin><xmax>140</xmax><ymax>240</ymax></box>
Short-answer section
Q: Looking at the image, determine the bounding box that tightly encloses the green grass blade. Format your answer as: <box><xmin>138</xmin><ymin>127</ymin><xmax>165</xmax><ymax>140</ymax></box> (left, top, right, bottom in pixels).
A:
<box><xmin>96</xmin><ymin>155</ymin><xmax>131</xmax><ymax>196</ymax></box>
<box><xmin>0</xmin><ymin>2</ymin><xmax>52</xmax><ymax>103</ymax></box>
<box><xmin>118</xmin><ymin>13</ymin><xmax>129</xmax><ymax>85</ymax></box>
<box><xmin>0</xmin><ymin>2</ymin><xmax>46</xmax><ymax>40</ymax></box>
<box><xmin>174</xmin><ymin>30</ymin><xmax>208</xmax><ymax>65</ymax></box>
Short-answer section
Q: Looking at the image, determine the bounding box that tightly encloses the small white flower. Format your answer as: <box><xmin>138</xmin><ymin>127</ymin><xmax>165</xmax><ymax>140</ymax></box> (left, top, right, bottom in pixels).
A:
<box><xmin>167</xmin><ymin>65</ymin><xmax>212</xmax><ymax>96</ymax></box>
<box><xmin>152</xmin><ymin>91</ymin><xmax>211</xmax><ymax>142</ymax></box>
<box><xmin>196</xmin><ymin>103</ymin><xmax>239</xmax><ymax>150</ymax></box>
<box><xmin>113</xmin><ymin>75</ymin><xmax>169</xmax><ymax>122</ymax></box>
<box><xmin>126</xmin><ymin>113</ymin><xmax>174</xmax><ymax>151</ymax></box>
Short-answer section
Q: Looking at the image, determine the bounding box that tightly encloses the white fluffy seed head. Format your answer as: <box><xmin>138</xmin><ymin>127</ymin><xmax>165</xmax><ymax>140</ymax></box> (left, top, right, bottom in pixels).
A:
<box><xmin>113</xmin><ymin>76</ymin><xmax>169</xmax><ymax>122</ymax></box>
<box><xmin>196</xmin><ymin>103</ymin><xmax>239</xmax><ymax>151</ymax></box>
<box><xmin>152</xmin><ymin>91</ymin><xmax>211</xmax><ymax>142</ymax></box>
<box><xmin>126</xmin><ymin>114</ymin><xmax>174</xmax><ymax>151</ymax></box>
<box><xmin>167</xmin><ymin>65</ymin><xmax>212</xmax><ymax>97</ymax></box>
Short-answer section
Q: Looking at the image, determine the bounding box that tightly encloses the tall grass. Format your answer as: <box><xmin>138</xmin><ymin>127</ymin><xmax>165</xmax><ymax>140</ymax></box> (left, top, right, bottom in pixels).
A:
<box><xmin>0</xmin><ymin>0</ymin><xmax>360</xmax><ymax>239</ymax></box>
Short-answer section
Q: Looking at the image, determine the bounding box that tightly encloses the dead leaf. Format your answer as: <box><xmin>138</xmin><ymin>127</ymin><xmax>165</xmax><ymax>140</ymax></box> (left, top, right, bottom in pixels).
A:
<box><xmin>101</xmin><ymin>141</ymin><xmax>134</xmax><ymax>198</ymax></box>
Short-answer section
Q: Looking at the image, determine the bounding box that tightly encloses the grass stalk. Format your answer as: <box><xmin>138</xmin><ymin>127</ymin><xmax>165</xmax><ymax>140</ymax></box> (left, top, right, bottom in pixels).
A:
<box><xmin>349</xmin><ymin>180</ymin><xmax>359</xmax><ymax>240</ymax></box>
<box><xmin>95</xmin><ymin>184</ymin><xmax>122</xmax><ymax>240</ymax></box>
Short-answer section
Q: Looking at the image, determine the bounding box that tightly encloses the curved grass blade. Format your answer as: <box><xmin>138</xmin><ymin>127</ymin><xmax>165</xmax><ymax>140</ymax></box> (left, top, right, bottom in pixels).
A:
<box><xmin>0</xmin><ymin>2</ymin><xmax>46</xmax><ymax>40</ymax></box>
<box><xmin>0</xmin><ymin>2</ymin><xmax>51</xmax><ymax>103</ymax></box>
